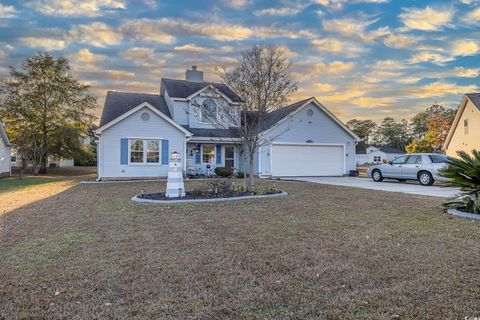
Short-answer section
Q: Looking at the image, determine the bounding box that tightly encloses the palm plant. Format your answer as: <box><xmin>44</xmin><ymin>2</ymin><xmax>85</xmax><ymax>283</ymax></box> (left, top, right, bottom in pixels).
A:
<box><xmin>440</xmin><ymin>150</ymin><xmax>480</xmax><ymax>214</ymax></box>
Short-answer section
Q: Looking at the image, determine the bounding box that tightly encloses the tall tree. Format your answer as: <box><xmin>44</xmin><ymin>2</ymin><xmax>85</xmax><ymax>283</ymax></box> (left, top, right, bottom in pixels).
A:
<box><xmin>378</xmin><ymin>117</ymin><xmax>411</xmax><ymax>151</ymax></box>
<box><xmin>219</xmin><ymin>45</ymin><xmax>297</xmax><ymax>189</ymax></box>
<box><xmin>0</xmin><ymin>52</ymin><xmax>96</xmax><ymax>174</ymax></box>
<box><xmin>346</xmin><ymin>119</ymin><xmax>377</xmax><ymax>150</ymax></box>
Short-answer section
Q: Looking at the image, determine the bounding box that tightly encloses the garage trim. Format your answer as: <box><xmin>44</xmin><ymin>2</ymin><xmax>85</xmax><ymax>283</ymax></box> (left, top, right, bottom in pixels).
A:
<box><xmin>269</xmin><ymin>142</ymin><xmax>346</xmax><ymax>177</ymax></box>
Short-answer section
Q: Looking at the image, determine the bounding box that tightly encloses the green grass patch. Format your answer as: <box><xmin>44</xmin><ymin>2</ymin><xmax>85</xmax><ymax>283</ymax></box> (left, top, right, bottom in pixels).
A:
<box><xmin>0</xmin><ymin>176</ymin><xmax>57</xmax><ymax>193</ymax></box>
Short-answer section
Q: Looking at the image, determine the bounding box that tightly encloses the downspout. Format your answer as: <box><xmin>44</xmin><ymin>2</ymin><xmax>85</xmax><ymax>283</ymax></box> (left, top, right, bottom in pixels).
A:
<box><xmin>94</xmin><ymin>132</ymin><xmax>101</xmax><ymax>181</ymax></box>
<box><xmin>354</xmin><ymin>140</ymin><xmax>359</xmax><ymax>169</ymax></box>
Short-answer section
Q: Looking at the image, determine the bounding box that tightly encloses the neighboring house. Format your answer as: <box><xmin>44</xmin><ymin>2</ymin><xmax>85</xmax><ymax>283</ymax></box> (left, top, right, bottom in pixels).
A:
<box><xmin>444</xmin><ymin>93</ymin><xmax>480</xmax><ymax>157</ymax></box>
<box><xmin>10</xmin><ymin>148</ymin><xmax>74</xmax><ymax>168</ymax></box>
<box><xmin>356</xmin><ymin>146</ymin><xmax>405</xmax><ymax>165</ymax></box>
<box><xmin>0</xmin><ymin>122</ymin><xmax>12</xmax><ymax>177</ymax></box>
<box><xmin>95</xmin><ymin>66</ymin><xmax>359</xmax><ymax>180</ymax></box>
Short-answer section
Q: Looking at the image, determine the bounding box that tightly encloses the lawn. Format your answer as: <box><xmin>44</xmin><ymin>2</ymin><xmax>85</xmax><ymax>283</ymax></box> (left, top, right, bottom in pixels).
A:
<box><xmin>0</xmin><ymin>167</ymin><xmax>97</xmax><ymax>193</ymax></box>
<box><xmin>0</xmin><ymin>176</ymin><xmax>479</xmax><ymax>319</ymax></box>
<box><xmin>0</xmin><ymin>176</ymin><xmax>57</xmax><ymax>193</ymax></box>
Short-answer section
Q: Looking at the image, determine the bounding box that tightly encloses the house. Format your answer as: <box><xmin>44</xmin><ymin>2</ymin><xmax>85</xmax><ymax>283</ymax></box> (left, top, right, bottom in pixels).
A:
<box><xmin>0</xmin><ymin>122</ymin><xmax>12</xmax><ymax>177</ymax></box>
<box><xmin>356</xmin><ymin>146</ymin><xmax>404</xmax><ymax>165</ymax></box>
<box><xmin>444</xmin><ymin>93</ymin><xmax>480</xmax><ymax>157</ymax></box>
<box><xmin>95</xmin><ymin>66</ymin><xmax>359</xmax><ymax>180</ymax></box>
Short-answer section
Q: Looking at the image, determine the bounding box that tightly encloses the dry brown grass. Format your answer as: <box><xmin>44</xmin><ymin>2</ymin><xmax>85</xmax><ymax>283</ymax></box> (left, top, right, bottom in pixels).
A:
<box><xmin>0</xmin><ymin>178</ymin><xmax>479</xmax><ymax>319</ymax></box>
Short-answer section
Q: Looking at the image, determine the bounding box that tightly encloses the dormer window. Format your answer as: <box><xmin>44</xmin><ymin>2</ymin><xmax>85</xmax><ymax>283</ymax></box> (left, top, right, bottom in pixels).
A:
<box><xmin>201</xmin><ymin>98</ymin><xmax>217</xmax><ymax>123</ymax></box>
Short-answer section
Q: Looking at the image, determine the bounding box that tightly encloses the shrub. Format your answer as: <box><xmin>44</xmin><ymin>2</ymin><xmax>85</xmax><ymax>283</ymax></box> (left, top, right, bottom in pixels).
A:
<box><xmin>254</xmin><ymin>183</ymin><xmax>280</xmax><ymax>195</ymax></box>
<box><xmin>440</xmin><ymin>150</ymin><xmax>480</xmax><ymax>214</ymax></box>
<box><xmin>214</xmin><ymin>166</ymin><xmax>233</xmax><ymax>178</ymax></box>
<box><xmin>236</xmin><ymin>171</ymin><xmax>249</xmax><ymax>178</ymax></box>
<box><xmin>206</xmin><ymin>179</ymin><xmax>232</xmax><ymax>195</ymax></box>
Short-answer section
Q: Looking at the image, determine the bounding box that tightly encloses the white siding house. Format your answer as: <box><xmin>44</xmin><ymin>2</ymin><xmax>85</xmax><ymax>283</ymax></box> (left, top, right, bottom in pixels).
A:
<box><xmin>95</xmin><ymin>67</ymin><xmax>359</xmax><ymax>180</ymax></box>
<box><xmin>0</xmin><ymin>123</ymin><xmax>12</xmax><ymax>177</ymax></box>
<box><xmin>96</xmin><ymin>103</ymin><xmax>191</xmax><ymax>180</ymax></box>
<box><xmin>356</xmin><ymin>146</ymin><xmax>405</xmax><ymax>165</ymax></box>
<box><xmin>258</xmin><ymin>99</ymin><xmax>357</xmax><ymax>177</ymax></box>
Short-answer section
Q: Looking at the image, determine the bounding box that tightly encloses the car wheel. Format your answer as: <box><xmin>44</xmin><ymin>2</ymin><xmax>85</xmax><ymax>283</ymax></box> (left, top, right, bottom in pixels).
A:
<box><xmin>418</xmin><ymin>171</ymin><xmax>434</xmax><ymax>186</ymax></box>
<box><xmin>372</xmin><ymin>169</ymin><xmax>383</xmax><ymax>182</ymax></box>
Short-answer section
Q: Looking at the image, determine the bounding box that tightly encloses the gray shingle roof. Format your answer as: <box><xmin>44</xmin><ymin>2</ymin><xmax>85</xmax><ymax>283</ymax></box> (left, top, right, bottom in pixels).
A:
<box><xmin>161</xmin><ymin>78</ymin><xmax>243</xmax><ymax>102</ymax></box>
<box><xmin>466</xmin><ymin>93</ymin><xmax>480</xmax><ymax>112</ymax></box>
<box><xmin>99</xmin><ymin>91</ymin><xmax>171</xmax><ymax>127</ymax></box>
<box><xmin>251</xmin><ymin>98</ymin><xmax>312</xmax><ymax>132</ymax></box>
<box><xmin>357</xmin><ymin>146</ymin><xmax>405</xmax><ymax>154</ymax></box>
<box><xmin>182</xmin><ymin>126</ymin><xmax>240</xmax><ymax>138</ymax></box>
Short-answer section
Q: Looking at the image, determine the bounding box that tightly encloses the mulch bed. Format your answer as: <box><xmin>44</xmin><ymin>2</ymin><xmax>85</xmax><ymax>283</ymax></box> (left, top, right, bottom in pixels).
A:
<box><xmin>138</xmin><ymin>190</ymin><xmax>282</xmax><ymax>200</ymax></box>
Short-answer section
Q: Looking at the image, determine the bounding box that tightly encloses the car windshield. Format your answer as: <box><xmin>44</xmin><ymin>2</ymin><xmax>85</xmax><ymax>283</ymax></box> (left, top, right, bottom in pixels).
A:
<box><xmin>429</xmin><ymin>154</ymin><xmax>449</xmax><ymax>163</ymax></box>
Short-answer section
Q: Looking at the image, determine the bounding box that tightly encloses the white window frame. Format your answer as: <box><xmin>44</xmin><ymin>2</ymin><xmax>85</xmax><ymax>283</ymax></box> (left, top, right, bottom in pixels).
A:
<box><xmin>128</xmin><ymin>138</ymin><xmax>162</xmax><ymax>166</ymax></box>
<box><xmin>199</xmin><ymin>98</ymin><xmax>218</xmax><ymax>124</ymax></box>
<box><xmin>201</xmin><ymin>144</ymin><xmax>216</xmax><ymax>164</ymax></box>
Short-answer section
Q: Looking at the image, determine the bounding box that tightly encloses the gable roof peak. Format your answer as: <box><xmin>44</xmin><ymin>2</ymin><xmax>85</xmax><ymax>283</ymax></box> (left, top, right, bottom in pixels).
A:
<box><xmin>161</xmin><ymin>78</ymin><xmax>243</xmax><ymax>102</ymax></box>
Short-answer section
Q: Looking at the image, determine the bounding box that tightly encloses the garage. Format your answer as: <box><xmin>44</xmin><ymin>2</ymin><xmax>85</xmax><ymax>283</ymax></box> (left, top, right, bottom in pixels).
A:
<box><xmin>270</xmin><ymin>143</ymin><xmax>345</xmax><ymax>177</ymax></box>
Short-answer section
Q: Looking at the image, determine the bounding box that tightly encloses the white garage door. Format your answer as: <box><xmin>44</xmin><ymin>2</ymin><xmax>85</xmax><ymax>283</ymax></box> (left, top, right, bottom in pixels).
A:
<box><xmin>271</xmin><ymin>144</ymin><xmax>344</xmax><ymax>177</ymax></box>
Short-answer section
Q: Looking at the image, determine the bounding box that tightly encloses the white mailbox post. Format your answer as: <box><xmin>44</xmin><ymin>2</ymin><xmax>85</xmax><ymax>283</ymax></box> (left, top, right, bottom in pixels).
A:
<box><xmin>165</xmin><ymin>151</ymin><xmax>186</xmax><ymax>198</ymax></box>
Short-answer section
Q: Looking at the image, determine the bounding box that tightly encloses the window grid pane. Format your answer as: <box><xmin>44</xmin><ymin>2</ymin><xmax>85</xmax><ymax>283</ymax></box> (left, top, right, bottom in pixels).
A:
<box><xmin>202</xmin><ymin>145</ymin><xmax>215</xmax><ymax>163</ymax></box>
<box><xmin>147</xmin><ymin>140</ymin><xmax>160</xmax><ymax>163</ymax></box>
<box><xmin>130</xmin><ymin>140</ymin><xmax>144</xmax><ymax>163</ymax></box>
<box><xmin>201</xmin><ymin>99</ymin><xmax>217</xmax><ymax>121</ymax></box>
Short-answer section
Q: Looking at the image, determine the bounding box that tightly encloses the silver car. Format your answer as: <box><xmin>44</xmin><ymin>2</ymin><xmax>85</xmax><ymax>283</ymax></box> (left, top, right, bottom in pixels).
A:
<box><xmin>367</xmin><ymin>153</ymin><xmax>450</xmax><ymax>186</ymax></box>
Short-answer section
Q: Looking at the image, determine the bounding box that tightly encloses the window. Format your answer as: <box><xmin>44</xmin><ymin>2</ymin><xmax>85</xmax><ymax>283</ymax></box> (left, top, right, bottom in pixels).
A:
<box><xmin>392</xmin><ymin>155</ymin><xmax>409</xmax><ymax>164</ymax></box>
<box><xmin>130</xmin><ymin>140</ymin><xmax>144</xmax><ymax>163</ymax></box>
<box><xmin>146</xmin><ymin>140</ymin><xmax>160</xmax><ymax>163</ymax></box>
<box><xmin>201</xmin><ymin>99</ymin><xmax>217</xmax><ymax>122</ymax></box>
<box><xmin>129</xmin><ymin>139</ymin><xmax>161</xmax><ymax>164</ymax></box>
<box><xmin>373</xmin><ymin>156</ymin><xmax>382</xmax><ymax>163</ymax></box>
<box><xmin>429</xmin><ymin>154</ymin><xmax>449</xmax><ymax>163</ymax></box>
<box><xmin>225</xmin><ymin>146</ymin><xmax>235</xmax><ymax>169</ymax></box>
<box><xmin>464</xmin><ymin>118</ymin><xmax>469</xmax><ymax>135</ymax></box>
<box><xmin>406</xmin><ymin>155</ymin><xmax>421</xmax><ymax>164</ymax></box>
<box><xmin>202</xmin><ymin>145</ymin><xmax>215</xmax><ymax>164</ymax></box>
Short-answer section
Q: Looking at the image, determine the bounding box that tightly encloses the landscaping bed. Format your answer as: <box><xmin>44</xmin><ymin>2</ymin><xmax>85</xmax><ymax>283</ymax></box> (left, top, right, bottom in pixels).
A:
<box><xmin>137</xmin><ymin>189</ymin><xmax>283</xmax><ymax>201</ymax></box>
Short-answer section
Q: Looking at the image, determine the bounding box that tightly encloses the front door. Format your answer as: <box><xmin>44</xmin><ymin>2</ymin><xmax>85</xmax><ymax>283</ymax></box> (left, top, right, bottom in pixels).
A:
<box><xmin>224</xmin><ymin>146</ymin><xmax>235</xmax><ymax>170</ymax></box>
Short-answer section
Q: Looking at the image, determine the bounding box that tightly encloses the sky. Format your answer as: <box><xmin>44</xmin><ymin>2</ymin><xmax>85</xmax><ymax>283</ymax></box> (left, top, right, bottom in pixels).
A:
<box><xmin>0</xmin><ymin>0</ymin><xmax>479</xmax><ymax>123</ymax></box>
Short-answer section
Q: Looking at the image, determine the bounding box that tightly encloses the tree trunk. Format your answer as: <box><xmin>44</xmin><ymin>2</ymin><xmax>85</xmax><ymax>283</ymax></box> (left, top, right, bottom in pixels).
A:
<box><xmin>39</xmin><ymin>155</ymin><xmax>48</xmax><ymax>174</ymax></box>
<box><xmin>248</xmin><ymin>148</ymin><xmax>255</xmax><ymax>192</ymax></box>
<box><xmin>33</xmin><ymin>163</ymin><xmax>40</xmax><ymax>176</ymax></box>
<box><xmin>242</xmin><ymin>145</ymin><xmax>247</xmax><ymax>188</ymax></box>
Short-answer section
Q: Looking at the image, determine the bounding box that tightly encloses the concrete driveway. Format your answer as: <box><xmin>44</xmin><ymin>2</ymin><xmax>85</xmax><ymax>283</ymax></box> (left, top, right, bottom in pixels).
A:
<box><xmin>286</xmin><ymin>177</ymin><xmax>460</xmax><ymax>198</ymax></box>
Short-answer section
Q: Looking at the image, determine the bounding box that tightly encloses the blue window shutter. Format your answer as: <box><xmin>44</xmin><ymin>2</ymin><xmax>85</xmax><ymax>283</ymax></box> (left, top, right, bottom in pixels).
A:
<box><xmin>195</xmin><ymin>144</ymin><xmax>201</xmax><ymax>164</ymax></box>
<box><xmin>216</xmin><ymin>145</ymin><xmax>222</xmax><ymax>165</ymax></box>
<box><xmin>161</xmin><ymin>139</ymin><xmax>169</xmax><ymax>165</ymax></box>
<box><xmin>120</xmin><ymin>138</ymin><xmax>128</xmax><ymax>165</ymax></box>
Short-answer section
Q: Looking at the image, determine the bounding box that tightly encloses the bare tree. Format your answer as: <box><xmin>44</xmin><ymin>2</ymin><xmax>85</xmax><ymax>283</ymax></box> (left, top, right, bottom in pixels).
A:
<box><xmin>192</xmin><ymin>45</ymin><xmax>297</xmax><ymax>190</ymax></box>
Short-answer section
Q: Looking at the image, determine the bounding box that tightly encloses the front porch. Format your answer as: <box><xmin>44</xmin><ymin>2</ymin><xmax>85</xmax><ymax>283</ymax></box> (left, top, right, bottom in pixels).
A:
<box><xmin>186</xmin><ymin>142</ymin><xmax>241</xmax><ymax>176</ymax></box>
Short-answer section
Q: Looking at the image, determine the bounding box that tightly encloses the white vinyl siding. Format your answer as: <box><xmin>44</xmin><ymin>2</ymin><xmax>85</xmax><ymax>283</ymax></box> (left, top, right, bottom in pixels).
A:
<box><xmin>259</xmin><ymin>102</ymin><xmax>356</xmax><ymax>175</ymax></box>
<box><xmin>98</xmin><ymin>107</ymin><xmax>186</xmax><ymax>179</ymax></box>
<box><xmin>0</xmin><ymin>138</ymin><xmax>10</xmax><ymax>175</ymax></box>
